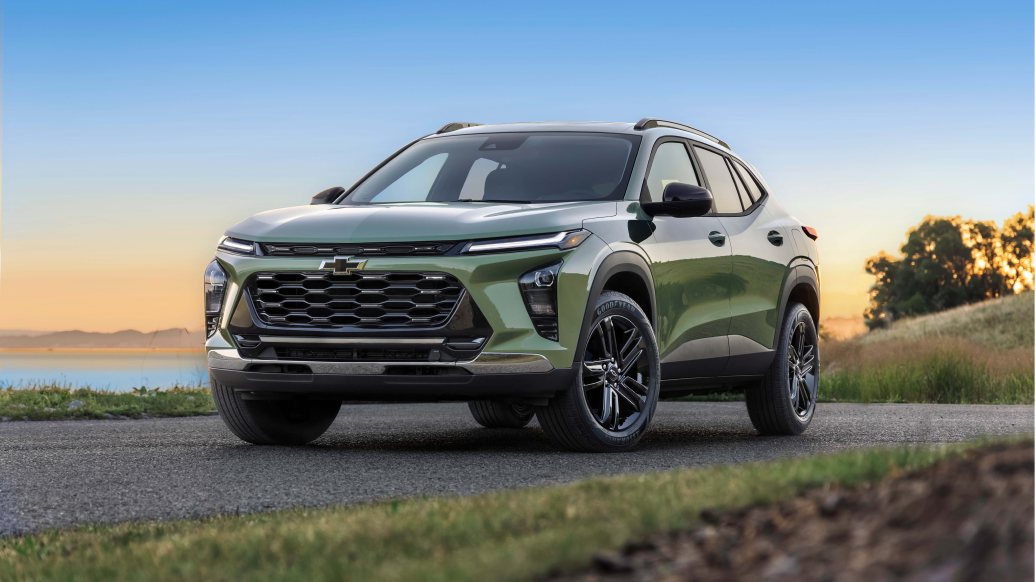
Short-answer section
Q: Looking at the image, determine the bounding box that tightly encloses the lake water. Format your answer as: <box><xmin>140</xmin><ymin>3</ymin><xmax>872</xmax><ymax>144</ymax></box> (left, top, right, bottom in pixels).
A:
<box><xmin>0</xmin><ymin>349</ymin><xmax>209</xmax><ymax>393</ymax></box>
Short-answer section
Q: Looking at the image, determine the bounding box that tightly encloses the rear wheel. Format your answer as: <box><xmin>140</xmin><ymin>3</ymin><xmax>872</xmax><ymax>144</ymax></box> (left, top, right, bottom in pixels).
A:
<box><xmin>467</xmin><ymin>401</ymin><xmax>534</xmax><ymax>428</ymax></box>
<box><xmin>537</xmin><ymin>292</ymin><xmax>660</xmax><ymax>453</ymax></box>
<box><xmin>745</xmin><ymin>302</ymin><xmax>819</xmax><ymax>435</ymax></box>
<box><xmin>210</xmin><ymin>374</ymin><xmax>341</xmax><ymax>445</ymax></box>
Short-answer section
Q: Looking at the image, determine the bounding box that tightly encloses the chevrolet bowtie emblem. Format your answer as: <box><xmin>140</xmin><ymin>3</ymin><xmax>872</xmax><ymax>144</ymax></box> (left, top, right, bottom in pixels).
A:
<box><xmin>320</xmin><ymin>256</ymin><xmax>367</xmax><ymax>275</ymax></box>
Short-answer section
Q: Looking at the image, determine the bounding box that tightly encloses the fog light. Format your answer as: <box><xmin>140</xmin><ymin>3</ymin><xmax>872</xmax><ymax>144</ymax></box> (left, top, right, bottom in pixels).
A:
<box><xmin>519</xmin><ymin>260</ymin><xmax>562</xmax><ymax>341</ymax></box>
<box><xmin>204</xmin><ymin>259</ymin><xmax>228</xmax><ymax>337</ymax></box>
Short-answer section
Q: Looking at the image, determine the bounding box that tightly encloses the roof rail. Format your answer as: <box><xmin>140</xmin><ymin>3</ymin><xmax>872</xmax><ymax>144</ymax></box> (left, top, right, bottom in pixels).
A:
<box><xmin>633</xmin><ymin>118</ymin><xmax>730</xmax><ymax>150</ymax></box>
<box><xmin>436</xmin><ymin>122</ymin><xmax>483</xmax><ymax>134</ymax></box>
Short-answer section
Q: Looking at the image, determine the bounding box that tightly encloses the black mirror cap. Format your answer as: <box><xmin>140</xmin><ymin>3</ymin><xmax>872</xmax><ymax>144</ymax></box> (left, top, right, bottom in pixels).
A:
<box><xmin>641</xmin><ymin>183</ymin><xmax>713</xmax><ymax>218</ymax></box>
<box><xmin>311</xmin><ymin>186</ymin><xmax>345</xmax><ymax>205</ymax></box>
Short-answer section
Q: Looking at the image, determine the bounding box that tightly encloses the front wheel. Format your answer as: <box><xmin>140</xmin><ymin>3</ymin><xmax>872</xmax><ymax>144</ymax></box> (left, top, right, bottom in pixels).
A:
<box><xmin>536</xmin><ymin>291</ymin><xmax>660</xmax><ymax>452</ymax></box>
<box><xmin>210</xmin><ymin>375</ymin><xmax>341</xmax><ymax>445</ymax></box>
<box><xmin>745</xmin><ymin>302</ymin><xmax>819</xmax><ymax>435</ymax></box>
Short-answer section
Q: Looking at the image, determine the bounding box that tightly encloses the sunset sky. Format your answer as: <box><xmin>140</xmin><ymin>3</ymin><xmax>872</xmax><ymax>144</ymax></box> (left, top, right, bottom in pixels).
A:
<box><xmin>2</xmin><ymin>0</ymin><xmax>1033</xmax><ymax>332</ymax></box>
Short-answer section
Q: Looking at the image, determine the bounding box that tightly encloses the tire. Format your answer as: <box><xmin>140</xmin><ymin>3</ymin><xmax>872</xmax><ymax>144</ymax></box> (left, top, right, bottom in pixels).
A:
<box><xmin>210</xmin><ymin>374</ymin><xmax>341</xmax><ymax>445</ymax></box>
<box><xmin>536</xmin><ymin>291</ymin><xmax>660</xmax><ymax>453</ymax></box>
<box><xmin>745</xmin><ymin>302</ymin><xmax>820</xmax><ymax>435</ymax></box>
<box><xmin>467</xmin><ymin>401</ymin><xmax>534</xmax><ymax>428</ymax></box>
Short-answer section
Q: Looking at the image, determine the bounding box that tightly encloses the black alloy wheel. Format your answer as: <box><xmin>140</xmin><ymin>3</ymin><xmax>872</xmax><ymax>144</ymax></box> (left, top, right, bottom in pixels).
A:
<box><xmin>787</xmin><ymin>320</ymin><xmax>818</xmax><ymax>419</ymax></box>
<box><xmin>581</xmin><ymin>314</ymin><xmax>652</xmax><ymax>432</ymax></box>
<box><xmin>745</xmin><ymin>302</ymin><xmax>820</xmax><ymax>435</ymax></box>
<box><xmin>536</xmin><ymin>291</ymin><xmax>660</xmax><ymax>452</ymax></box>
<box><xmin>468</xmin><ymin>400</ymin><xmax>535</xmax><ymax>428</ymax></box>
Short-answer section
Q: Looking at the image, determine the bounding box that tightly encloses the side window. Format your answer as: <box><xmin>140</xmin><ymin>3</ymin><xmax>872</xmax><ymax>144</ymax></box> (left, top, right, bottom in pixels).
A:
<box><xmin>732</xmin><ymin>160</ymin><xmax>763</xmax><ymax>203</ymax></box>
<box><xmin>643</xmin><ymin>141</ymin><xmax>699</xmax><ymax>202</ymax></box>
<box><xmin>726</xmin><ymin>159</ymin><xmax>751</xmax><ymax>209</ymax></box>
<box><xmin>693</xmin><ymin>146</ymin><xmax>743</xmax><ymax>214</ymax></box>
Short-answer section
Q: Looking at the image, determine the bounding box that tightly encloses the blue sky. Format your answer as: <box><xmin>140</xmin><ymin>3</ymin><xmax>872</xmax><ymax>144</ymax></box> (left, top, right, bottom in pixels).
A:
<box><xmin>2</xmin><ymin>0</ymin><xmax>1033</xmax><ymax>330</ymax></box>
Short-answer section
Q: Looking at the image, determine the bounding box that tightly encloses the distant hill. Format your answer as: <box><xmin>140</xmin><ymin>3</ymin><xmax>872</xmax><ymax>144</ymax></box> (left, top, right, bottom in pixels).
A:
<box><xmin>857</xmin><ymin>291</ymin><xmax>1034</xmax><ymax>350</ymax></box>
<box><xmin>819</xmin><ymin>315</ymin><xmax>867</xmax><ymax>341</ymax></box>
<box><xmin>0</xmin><ymin>329</ymin><xmax>54</xmax><ymax>338</ymax></box>
<box><xmin>0</xmin><ymin>328</ymin><xmax>206</xmax><ymax>349</ymax></box>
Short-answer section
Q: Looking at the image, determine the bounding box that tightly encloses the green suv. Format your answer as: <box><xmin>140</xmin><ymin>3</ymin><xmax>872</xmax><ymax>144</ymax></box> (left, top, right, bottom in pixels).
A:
<box><xmin>205</xmin><ymin>119</ymin><xmax>821</xmax><ymax>452</ymax></box>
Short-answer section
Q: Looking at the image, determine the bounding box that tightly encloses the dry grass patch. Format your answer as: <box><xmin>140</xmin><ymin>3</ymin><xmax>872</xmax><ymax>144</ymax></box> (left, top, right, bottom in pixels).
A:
<box><xmin>820</xmin><ymin>337</ymin><xmax>1032</xmax><ymax>404</ymax></box>
<box><xmin>817</xmin><ymin>291</ymin><xmax>1034</xmax><ymax>404</ymax></box>
<box><xmin>859</xmin><ymin>291</ymin><xmax>1033</xmax><ymax>350</ymax></box>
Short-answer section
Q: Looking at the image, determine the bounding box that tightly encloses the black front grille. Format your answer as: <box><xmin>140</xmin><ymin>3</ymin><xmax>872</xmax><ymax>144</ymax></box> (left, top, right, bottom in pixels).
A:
<box><xmin>250</xmin><ymin>271</ymin><xmax>464</xmax><ymax>328</ymax></box>
<box><xmin>261</xmin><ymin>242</ymin><xmax>456</xmax><ymax>257</ymax></box>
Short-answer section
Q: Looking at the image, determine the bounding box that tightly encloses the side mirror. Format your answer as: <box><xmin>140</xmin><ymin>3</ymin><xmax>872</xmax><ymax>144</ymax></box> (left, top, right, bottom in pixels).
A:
<box><xmin>641</xmin><ymin>183</ymin><xmax>713</xmax><ymax>218</ymax></box>
<box><xmin>311</xmin><ymin>186</ymin><xmax>345</xmax><ymax>205</ymax></box>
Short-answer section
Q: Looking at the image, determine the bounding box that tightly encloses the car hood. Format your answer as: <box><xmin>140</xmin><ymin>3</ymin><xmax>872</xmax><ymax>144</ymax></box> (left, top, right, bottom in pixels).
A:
<box><xmin>224</xmin><ymin>201</ymin><xmax>617</xmax><ymax>243</ymax></box>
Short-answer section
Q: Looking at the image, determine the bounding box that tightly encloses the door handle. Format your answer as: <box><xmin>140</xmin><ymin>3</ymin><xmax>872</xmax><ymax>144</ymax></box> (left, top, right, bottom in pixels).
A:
<box><xmin>708</xmin><ymin>231</ymin><xmax>726</xmax><ymax>247</ymax></box>
<box><xmin>767</xmin><ymin>230</ymin><xmax>783</xmax><ymax>246</ymax></box>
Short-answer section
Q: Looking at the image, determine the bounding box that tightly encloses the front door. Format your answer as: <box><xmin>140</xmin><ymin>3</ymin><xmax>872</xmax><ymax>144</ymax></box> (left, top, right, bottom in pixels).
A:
<box><xmin>638</xmin><ymin>139</ymin><xmax>733</xmax><ymax>379</ymax></box>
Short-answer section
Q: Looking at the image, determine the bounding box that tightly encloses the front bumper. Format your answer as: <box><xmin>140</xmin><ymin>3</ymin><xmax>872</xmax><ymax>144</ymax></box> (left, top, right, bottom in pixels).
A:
<box><xmin>207</xmin><ymin>348</ymin><xmax>574</xmax><ymax>402</ymax></box>
<box><xmin>205</xmin><ymin>235</ymin><xmax>611</xmax><ymax>400</ymax></box>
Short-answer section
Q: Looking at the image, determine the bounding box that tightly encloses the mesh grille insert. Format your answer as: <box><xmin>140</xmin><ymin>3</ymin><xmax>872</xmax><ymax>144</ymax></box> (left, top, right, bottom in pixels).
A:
<box><xmin>250</xmin><ymin>271</ymin><xmax>464</xmax><ymax>328</ymax></box>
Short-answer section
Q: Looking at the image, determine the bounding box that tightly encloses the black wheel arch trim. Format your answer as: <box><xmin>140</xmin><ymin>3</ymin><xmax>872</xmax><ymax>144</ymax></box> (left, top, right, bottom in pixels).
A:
<box><xmin>773</xmin><ymin>264</ymin><xmax>820</xmax><ymax>349</ymax></box>
<box><xmin>575</xmin><ymin>251</ymin><xmax>657</xmax><ymax>359</ymax></box>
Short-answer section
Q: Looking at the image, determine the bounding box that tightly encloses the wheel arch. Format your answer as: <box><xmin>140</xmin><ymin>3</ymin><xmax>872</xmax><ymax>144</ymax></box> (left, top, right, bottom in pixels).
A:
<box><xmin>576</xmin><ymin>251</ymin><xmax>657</xmax><ymax>358</ymax></box>
<box><xmin>774</xmin><ymin>264</ymin><xmax>821</xmax><ymax>347</ymax></box>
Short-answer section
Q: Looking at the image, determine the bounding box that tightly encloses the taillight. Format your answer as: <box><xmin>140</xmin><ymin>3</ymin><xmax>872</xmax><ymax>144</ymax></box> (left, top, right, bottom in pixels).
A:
<box><xmin>802</xmin><ymin>226</ymin><xmax>818</xmax><ymax>240</ymax></box>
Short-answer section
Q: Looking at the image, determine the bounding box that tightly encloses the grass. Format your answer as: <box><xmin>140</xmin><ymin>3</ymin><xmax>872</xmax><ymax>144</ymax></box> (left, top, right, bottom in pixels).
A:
<box><xmin>819</xmin><ymin>292</ymin><xmax>1034</xmax><ymax>404</ymax></box>
<box><xmin>820</xmin><ymin>337</ymin><xmax>1033</xmax><ymax>404</ymax></box>
<box><xmin>859</xmin><ymin>290</ymin><xmax>1034</xmax><ymax>350</ymax></box>
<box><xmin>1</xmin><ymin>439</ymin><xmax>1023</xmax><ymax>582</ymax></box>
<box><xmin>0</xmin><ymin>383</ymin><xmax>215</xmax><ymax>421</ymax></box>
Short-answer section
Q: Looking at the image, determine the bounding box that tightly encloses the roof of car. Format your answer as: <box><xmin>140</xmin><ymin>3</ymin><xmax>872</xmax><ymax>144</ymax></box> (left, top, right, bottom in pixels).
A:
<box><xmin>426</xmin><ymin>120</ymin><xmax>731</xmax><ymax>152</ymax></box>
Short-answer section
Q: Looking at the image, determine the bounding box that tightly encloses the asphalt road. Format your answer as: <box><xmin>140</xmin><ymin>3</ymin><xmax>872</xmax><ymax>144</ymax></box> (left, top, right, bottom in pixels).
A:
<box><xmin>0</xmin><ymin>402</ymin><xmax>1031</xmax><ymax>535</ymax></box>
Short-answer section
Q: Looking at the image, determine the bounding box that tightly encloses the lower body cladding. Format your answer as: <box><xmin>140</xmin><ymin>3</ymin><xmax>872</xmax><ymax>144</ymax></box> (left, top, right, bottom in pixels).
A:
<box><xmin>207</xmin><ymin>348</ymin><xmax>575</xmax><ymax>404</ymax></box>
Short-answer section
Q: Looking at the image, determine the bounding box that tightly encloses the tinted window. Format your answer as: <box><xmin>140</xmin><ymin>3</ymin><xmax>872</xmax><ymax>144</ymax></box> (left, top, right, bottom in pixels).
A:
<box><xmin>732</xmin><ymin>160</ymin><xmax>763</xmax><ymax>203</ymax></box>
<box><xmin>644</xmin><ymin>141</ymin><xmax>699</xmax><ymax>202</ymax></box>
<box><xmin>693</xmin><ymin>146</ymin><xmax>743</xmax><ymax>213</ymax></box>
<box><xmin>346</xmin><ymin>133</ymin><xmax>642</xmax><ymax>204</ymax></box>
<box><xmin>726</xmin><ymin>159</ymin><xmax>751</xmax><ymax>209</ymax></box>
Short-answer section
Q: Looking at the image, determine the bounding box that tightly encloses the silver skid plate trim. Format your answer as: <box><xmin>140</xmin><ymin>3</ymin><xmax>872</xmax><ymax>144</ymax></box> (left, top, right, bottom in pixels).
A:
<box><xmin>256</xmin><ymin>336</ymin><xmax>447</xmax><ymax>345</ymax></box>
<box><xmin>206</xmin><ymin>349</ymin><xmax>553</xmax><ymax>375</ymax></box>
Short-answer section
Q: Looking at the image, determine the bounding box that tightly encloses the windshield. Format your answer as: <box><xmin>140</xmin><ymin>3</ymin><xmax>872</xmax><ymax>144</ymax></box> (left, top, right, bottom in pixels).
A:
<box><xmin>343</xmin><ymin>132</ymin><xmax>642</xmax><ymax>204</ymax></box>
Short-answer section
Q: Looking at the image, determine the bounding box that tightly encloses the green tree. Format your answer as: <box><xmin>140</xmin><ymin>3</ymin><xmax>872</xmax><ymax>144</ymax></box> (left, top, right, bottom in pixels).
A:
<box><xmin>863</xmin><ymin>210</ymin><xmax>1031</xmax><ymax>330</ymax></box>
<box><xmin>998</xmin><ymin>205</ymin><xmax>1035</xmax><ymax>293</ymax></box>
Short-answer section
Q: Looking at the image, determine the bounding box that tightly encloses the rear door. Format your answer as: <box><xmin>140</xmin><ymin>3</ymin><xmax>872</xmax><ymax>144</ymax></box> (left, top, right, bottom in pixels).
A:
<box><xmin>692</xmin><ymin>145</ymin><xmax>794</xmax><ymax>369</ymax></box>
<box><xmin>637</xmin><ymin>139</ymin><xmax>732</xmax><ymax>379</ymax></box>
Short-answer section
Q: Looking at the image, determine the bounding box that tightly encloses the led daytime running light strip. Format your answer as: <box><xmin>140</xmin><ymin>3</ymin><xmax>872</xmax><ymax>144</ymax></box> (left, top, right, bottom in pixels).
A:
<box><xmin>465</xmin><ymin>230</ymin><xmax>589</xmax><ymax>254</ymax></box>
<box><xmin>218</xmin><ymin>237</ymin><xmax>256</xmax><ymax>255</ymax></box>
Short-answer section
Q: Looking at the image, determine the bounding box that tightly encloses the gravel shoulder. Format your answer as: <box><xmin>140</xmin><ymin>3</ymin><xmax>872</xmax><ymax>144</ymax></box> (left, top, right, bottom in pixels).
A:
<box><xmin>0</xmin><ymin>401</ymin><xmax>1031</xmax><ymax>535</ymax></box>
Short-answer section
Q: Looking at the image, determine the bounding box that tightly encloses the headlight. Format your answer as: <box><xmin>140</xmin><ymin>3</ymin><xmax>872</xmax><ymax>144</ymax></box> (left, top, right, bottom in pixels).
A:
<box><xmin>204</xmin><ymin>259</ymin><xmax>228</xmax><ymax>338</ymax></box>
<box><xmin>217</xmin><ymin>236</ymin><xmax>258</xmax><ymax>255</ymax></box>
<box><xmin>519</xmin><ymin>260</ymin><xmax>563</xmax><ymax>341</ymax></box>
<box><xmin>462</xmin><ymin>229</ymin><xmax>590</xmax><ymax>254</ymax></box>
